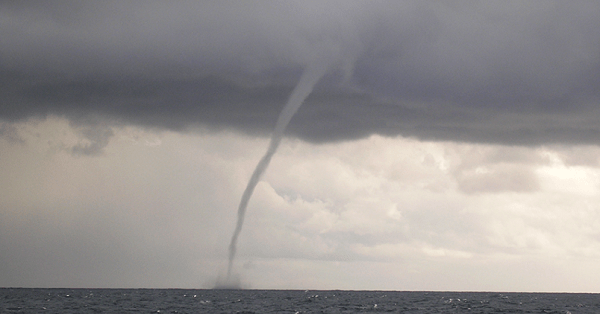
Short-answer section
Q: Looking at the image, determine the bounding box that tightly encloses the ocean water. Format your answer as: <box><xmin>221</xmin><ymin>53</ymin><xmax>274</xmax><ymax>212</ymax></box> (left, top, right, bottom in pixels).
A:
<box><xmin>1</xmin><ymin>288</ymin><xmax>598</xmax><ymax>313</ymax></box>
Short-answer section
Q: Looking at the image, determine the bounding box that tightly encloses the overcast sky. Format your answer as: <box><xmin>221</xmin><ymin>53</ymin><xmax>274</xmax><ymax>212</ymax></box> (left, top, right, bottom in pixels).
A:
<box><xmin>2</xmin><ymin>1</ymin><xmax>600</xmax><ymax>292</ymax></box>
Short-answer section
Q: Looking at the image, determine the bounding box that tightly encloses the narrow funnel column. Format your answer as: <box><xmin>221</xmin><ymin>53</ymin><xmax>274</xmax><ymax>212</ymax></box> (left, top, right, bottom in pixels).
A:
<box><xmin>227</xmin><ymin>61</ymin><xmax>328</xmax><ymax>281</ymax></box>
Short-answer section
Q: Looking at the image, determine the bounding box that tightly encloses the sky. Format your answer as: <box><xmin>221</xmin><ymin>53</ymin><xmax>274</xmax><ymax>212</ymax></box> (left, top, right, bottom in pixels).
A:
<box><xmin>2</xmin><ymin>1</ymin><xmax>600</xmax><ymax>292</ymax></box>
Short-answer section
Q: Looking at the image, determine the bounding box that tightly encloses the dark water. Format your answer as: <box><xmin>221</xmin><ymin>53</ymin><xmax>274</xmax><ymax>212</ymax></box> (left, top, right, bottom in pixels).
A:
<box><xmin>1</xmin><ymin>288</ymin><xmax>598</xmax><ymax>313</ymax></box>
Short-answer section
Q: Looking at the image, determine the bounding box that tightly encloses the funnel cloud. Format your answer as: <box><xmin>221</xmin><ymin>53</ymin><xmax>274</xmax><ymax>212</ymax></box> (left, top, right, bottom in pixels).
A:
<box><xmin>226</xmin><ymin>60</ymin><xmax>329</xmax><ymax>283</ymax></box>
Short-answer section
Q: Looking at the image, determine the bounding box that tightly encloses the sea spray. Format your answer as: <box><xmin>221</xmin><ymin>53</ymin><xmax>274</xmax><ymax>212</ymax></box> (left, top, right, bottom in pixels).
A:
<box><xmin>226</xmin><ymin>61</ymin><xmax>329</xmax><ymax>281</ymax></box>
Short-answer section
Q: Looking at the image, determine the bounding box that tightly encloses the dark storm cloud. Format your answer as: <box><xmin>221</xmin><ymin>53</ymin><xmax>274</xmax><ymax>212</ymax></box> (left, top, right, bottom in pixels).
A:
<box><xmin>2</xmin><ymin>1</ymin><xmax>600</xmax><ymax>146</ymax></box>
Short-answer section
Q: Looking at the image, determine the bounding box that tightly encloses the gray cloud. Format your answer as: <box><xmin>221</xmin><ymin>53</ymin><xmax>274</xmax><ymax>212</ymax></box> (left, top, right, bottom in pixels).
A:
<box><xmin>454</xmin><ymin>164</ymin><xmax>541</xmax><ymax>194</ymax></box>
<box><xmin>70</xmin><ymin>121</ymin><xmax>115</xmax><ymax>156</ymax></box>
<box><xmin>0</xmin><ymin>122</ymin><xmax>23</xmax><ymax>143</ymax></box>
<box><xmin>2</xmin><ymin>1</ymin><xmax>600</xmax><ymax>147</ymax></box>
<box><xmin>448</xmin><ymin>145</ymin><xmax>548</xmax><ymax>193</ymax></box>
<box><xmin>553</xmin><ymin>145</ymin><xmax>600</xmax><ymax>167</ymax></box>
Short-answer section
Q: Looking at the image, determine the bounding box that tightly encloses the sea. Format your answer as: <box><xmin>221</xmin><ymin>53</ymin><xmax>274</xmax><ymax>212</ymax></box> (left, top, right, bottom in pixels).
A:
<box><xmin>1</xmin><ymin>288</ymin><xmax>598</xmax><ymax>313</ymax></box>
